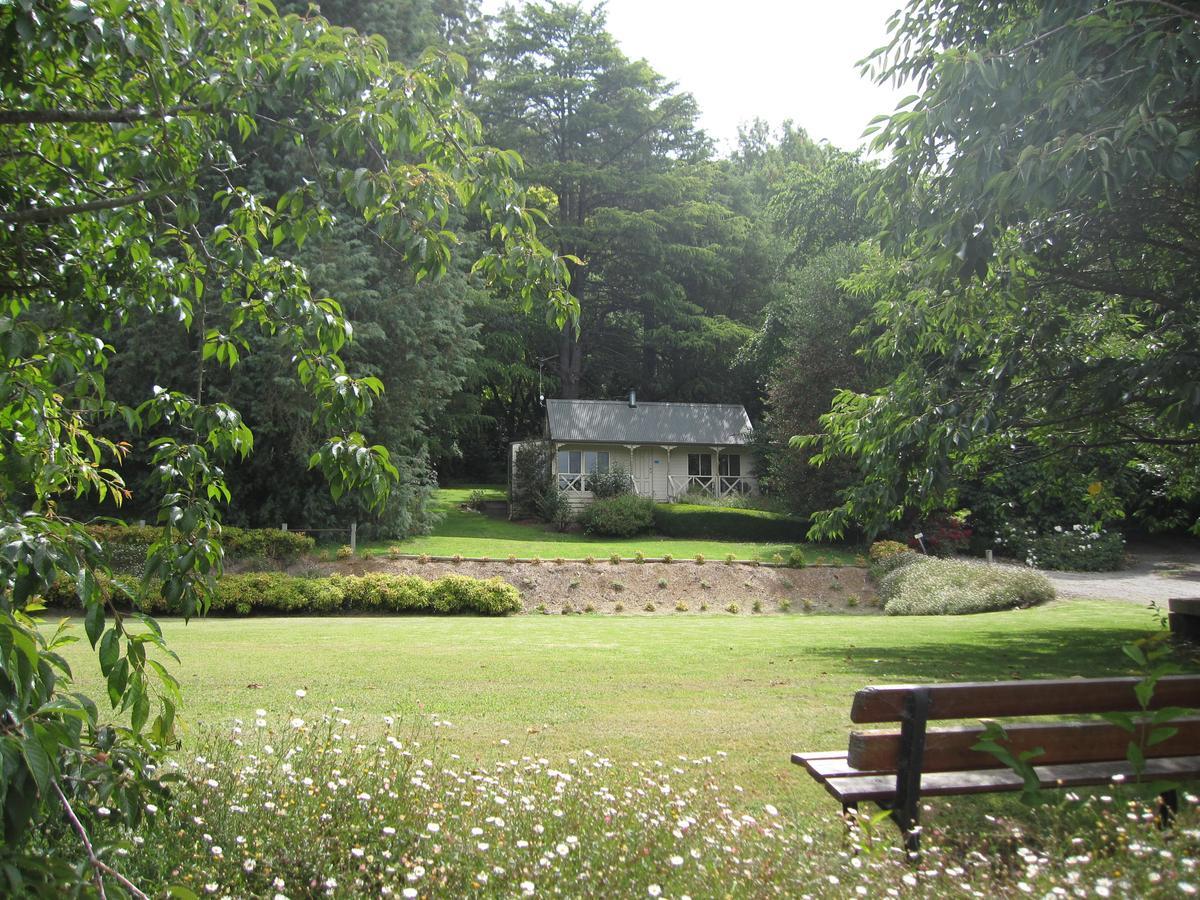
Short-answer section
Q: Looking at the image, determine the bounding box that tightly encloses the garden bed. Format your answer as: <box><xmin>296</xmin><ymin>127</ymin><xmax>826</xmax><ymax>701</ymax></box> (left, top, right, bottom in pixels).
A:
<box><xmin>298</xmin><ymin>556</ymin><xmax>877</xmax><ymax>614</ymax></box>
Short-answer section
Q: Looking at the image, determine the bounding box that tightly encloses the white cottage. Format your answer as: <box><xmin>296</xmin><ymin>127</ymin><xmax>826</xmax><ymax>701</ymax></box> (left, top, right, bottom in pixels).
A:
<box><xmin>515</xmin><ymin>393</ymin><xmax>758</xmax><ymax>505</ymax></box>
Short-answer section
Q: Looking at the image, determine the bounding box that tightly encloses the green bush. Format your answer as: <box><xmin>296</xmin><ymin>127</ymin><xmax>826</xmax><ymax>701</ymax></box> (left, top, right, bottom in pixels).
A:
<box><xmin>84</xmin><ymin>524</ymin><xmax>315</xmax><ymax>570</ymax></box>
<box><xmin>586</xmin><ymin>465</ymin><xmax>634</xmax><ymax>499</ymax></box>
<box><xmin>880</xmin><ymin>557</ymin><xmax>1055</xmax><ymax>616</ymax></box>
<box><xmin>996</xmin><ymin>523</ymin><xmax>1125</xmax><ymax>571</ymax></box>
<box><xmin>651</xmin><ymin>504</ymin><xmax>805</xmax><ymax>542</ymax></box>
<box><xmin>50</xmin><ymin>572</ymin><xmax>520</xmax><ymax>617</ymax></box>
<box><xmin>428</xmin><ymin>574</ymin><xmax>521</xmax><ymax>615</ymax></box>
<box><xmin>868</xmin><ymin>547</ymin><xmax>922</xmax><ymax>581</ymax></box>
<box><xmin>580</xmin><ymin>494</ymin><xmax>656</xmax><ymax>537</ymax></box>
<box><xmin>868</xmin><ymin>540</ymin><xmax>909</xmax><ymax>562</ymax></box>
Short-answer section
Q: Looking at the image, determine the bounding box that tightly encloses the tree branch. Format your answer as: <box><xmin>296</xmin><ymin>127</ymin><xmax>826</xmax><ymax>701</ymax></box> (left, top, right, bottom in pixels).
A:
<box><xmin>0</xmin><ymin>188</ymin><xmax>169</xmax><ymax>224</ymax></box>
<box><xmin>52</xmin><ymin>779</ymin><xmax>150</xmax><ymax>900</ymax></box>
<box><xmin>0</xmin><ymin>106</ymin><xmax>211</xmax><ymax>126</ymax></box>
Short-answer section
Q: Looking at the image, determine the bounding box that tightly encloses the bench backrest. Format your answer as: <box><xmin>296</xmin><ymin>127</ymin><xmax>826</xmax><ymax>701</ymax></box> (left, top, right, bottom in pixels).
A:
<box><xmin>847</xmin><ymin>675</ymin><xmax>1200</xmax><ymax>774</ymax></box>
<box><xmin>851</xmin><ymin>675</ymin><xmax>1200</xmax><ymax>722</ymax></box>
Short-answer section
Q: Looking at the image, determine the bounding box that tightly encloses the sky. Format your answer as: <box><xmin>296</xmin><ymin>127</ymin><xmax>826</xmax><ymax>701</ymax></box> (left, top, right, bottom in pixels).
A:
<box><xmin>481</xmin><ymin>0</ymin><xmax>910</xmax><ymax>154</ymax></box>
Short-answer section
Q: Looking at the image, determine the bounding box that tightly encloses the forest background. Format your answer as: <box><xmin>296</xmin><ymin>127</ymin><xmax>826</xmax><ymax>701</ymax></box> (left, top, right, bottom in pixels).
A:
<box><xmin>82</xmin><ymin>0</ymin><xmax>1200</xmax><ymax>548</ymax></box>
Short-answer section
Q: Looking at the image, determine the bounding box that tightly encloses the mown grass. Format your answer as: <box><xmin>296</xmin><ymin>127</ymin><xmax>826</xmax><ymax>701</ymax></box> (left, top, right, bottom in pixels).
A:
<box><xmin>56</xmin><ymin>601</ymin><xmax>1170</xmax><ymax>804</ymax></box>
<box><xmin>360</xmin><ymin>486</ymin><xmax>856</xmax><ymax>565</ymax></box>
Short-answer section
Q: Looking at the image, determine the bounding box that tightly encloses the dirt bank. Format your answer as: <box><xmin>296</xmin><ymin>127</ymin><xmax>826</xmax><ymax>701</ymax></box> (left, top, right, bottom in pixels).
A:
<box><xmin>301</xmin><ymin>556</ymin><xmax>877</xmax><ymax>615</ymax></box>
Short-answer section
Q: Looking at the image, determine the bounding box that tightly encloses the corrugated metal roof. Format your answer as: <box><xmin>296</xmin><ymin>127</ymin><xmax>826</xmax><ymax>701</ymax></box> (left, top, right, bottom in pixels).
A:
<box><xmin>546</xmin><ymin>399</ymin><xmax>752</xmax><ymax>446</ymax></box>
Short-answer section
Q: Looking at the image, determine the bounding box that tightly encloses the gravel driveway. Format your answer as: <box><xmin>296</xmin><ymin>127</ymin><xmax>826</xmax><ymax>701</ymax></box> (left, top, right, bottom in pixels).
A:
<box><xmin>1039</xmin><ymin>537</ymin><xmax>1200</xmax><ymax>605</ymax></box>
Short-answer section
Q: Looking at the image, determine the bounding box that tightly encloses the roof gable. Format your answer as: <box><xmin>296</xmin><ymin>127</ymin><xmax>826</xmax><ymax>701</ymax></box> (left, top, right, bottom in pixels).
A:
<box><xmin>546</xmin><ymin>399</ymin><xmax>752</xmax><ymax>446</ymax></box>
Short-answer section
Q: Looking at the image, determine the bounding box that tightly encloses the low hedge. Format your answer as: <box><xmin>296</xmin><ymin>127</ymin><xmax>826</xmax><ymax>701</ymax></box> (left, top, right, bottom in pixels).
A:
<box><xmin>651</xmin><ymin>504</ymin><xmax>807</xmax><ymax>542</ymax></box>
<box><xmin>44</xmin><ymin>572</ymin><xmax>521</xmax><ymax>617</ymax></box>
<box><xmin>85</xmin><ymin>524</ymin><xmax>315</xmax><ymax>573</ymax></box>
<box><xmin>879</xmin><ymin>557</ymin><xmax>1055</xmax><ymax>616</ymax></box>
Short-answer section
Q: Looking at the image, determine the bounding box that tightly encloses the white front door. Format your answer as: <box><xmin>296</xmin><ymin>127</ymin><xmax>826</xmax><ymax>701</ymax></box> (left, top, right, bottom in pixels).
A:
<box><xmin>650</xmin><ymin>450</ymin><xmax>669</xmax><ymax>501</ymax></box>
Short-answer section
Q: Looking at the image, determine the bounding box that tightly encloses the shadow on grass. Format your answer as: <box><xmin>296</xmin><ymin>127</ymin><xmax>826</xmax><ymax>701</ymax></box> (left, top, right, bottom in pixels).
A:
<box><xmin>802</xmin><ymin>622</ymin><xmax>1192</xmax><ymax>685</ymax></box>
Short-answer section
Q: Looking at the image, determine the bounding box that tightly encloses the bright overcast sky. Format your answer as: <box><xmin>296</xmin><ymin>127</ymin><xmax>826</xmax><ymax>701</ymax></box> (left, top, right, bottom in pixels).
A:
<box><xmin>481</xmin><ymin>0</ymin><xmax>909</xmax><ymax>153</ymax></box>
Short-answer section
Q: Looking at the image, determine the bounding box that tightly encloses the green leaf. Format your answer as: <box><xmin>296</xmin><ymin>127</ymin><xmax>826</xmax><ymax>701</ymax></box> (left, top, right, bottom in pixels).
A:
<box><xmin>98</xmin><ymin>629</ymin><xmax>120</xmax><ymax>676</ymax></box>
<box><xmin>84</xmin><ymin>602</ymin><xmax>105</xmax><ymax>648</ymax></box>
<box><xmin>21</xmin><ymin>733</ymin><xmax>52</xmax><ymax>796</ymax></box>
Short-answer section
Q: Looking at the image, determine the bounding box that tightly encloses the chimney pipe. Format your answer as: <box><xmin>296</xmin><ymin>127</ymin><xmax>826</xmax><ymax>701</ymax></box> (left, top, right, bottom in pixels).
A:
<box><xmin>628</xmin><ymin>390</ymin><xmax>637</xmax><ymax>408</ymax></box>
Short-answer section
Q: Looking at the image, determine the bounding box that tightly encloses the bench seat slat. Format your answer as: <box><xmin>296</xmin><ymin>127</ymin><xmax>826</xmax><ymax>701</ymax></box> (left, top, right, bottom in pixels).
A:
<box><xmin>821</xmin><ymin>755</ymin><xmax>1200</xmax><ymax>804</ymax></box>
<box><xmin>792</xmin><ymin>752</ymin><xmax>891</xmax><ymax>780</ymax></box>
<box><xmin>850</xmin><ymin>675</ymin><xmax>1200</xmax><ymax>723</ymax></box>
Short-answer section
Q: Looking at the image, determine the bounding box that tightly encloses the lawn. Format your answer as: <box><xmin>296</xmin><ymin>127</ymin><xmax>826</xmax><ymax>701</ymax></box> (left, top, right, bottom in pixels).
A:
<box><xmin>58</xmin><ymin>600</ymin><xmax>1168</xmax><ymax>807</ymax></box>
<box><xmin>366</xmin><ymin>485</ymin><xmax>857</xmax><ymax>564</ymax></box>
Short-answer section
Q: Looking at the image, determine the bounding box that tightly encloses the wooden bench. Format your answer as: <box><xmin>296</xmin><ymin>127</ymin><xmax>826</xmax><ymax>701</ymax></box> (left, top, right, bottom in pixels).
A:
<box><xmin>794</xmin><ymin>675</ymin><xmax>1200</xmax><ymax>853</ymax></box>
<box><xmin>1170</xmin><ymin>598</ymin><xmax>1200</xmax><ymax>642</ymax></box>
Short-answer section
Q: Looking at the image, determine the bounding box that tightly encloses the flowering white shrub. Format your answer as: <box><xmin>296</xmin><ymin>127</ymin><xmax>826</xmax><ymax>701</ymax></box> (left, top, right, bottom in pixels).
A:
<box><xmin>881</xmin><ymin>557</ymin><xmax>1055</xmax><ymax>615</ymax></box>
<box><xmin>994</xmin><ymin>522</ymin><xmax>1125</xmax><ymax>571</ymax></box>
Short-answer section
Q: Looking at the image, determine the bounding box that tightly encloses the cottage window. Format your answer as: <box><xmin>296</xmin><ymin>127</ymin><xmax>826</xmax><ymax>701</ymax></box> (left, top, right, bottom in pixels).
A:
<box><xmin>557</xmin><ymin>450</ymin><xmax>583</xmax><ymax>491</ymax></box>
<box><xmin>718</xmin><ymin>454</ymin><xmax>741</xmax><ymax>477</ymax></box>
<box><xmin>687</xmin><ymin>453</ymin><xmax>713</xmax><ymax>494</ymax></box>
<box><xmin>584</xmin><ymin>451</ymin><xmax>609</xmax><ymax>474</ymax></box>
<box><xmin>557</xmin><ymin>450</ymin><xmax>607</xmax><ymax>491</ymax></box>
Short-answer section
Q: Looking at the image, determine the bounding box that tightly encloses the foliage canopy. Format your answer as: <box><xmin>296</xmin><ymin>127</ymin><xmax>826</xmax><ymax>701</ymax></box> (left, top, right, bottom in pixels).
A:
<box><xmin>0</xmin><ymin>0</ymin><xmax>569</xmax><ymax>886</ymax></box>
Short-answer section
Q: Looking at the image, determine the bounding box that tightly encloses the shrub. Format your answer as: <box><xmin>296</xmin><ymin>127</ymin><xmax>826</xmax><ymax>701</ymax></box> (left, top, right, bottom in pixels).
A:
<box><xmin>652</xmin><ymin>504</ymin><xmax>805</xmax><ymax>542</ymax></box>
<box><xmin>609</xmin><ymin>553</ymin><xmax>621</xmax><ymax>564</ymax></box>
<box><xmin>336</xmin><ymin>545</ymin><xmax>353</xmax><ymax>560</ymax></box>
<box><xmin>85</xmin><ymin>524</ymin><xmax>315</xmax><ymax>572</ymax></box>
<box><xmin>614</xmin><ymin>602</ymin><xmax>625</xmax><ymax>612</ymax></box>
<box><xmin>512</xmin><ymin>441</ymin><xmax>554</xmax><ymax>519</ymax></box>
<box><xmin>996</xmin><ymin>523</ymin><xmax>1125</xmax><ymax>571</ymax></box>
<box><xmin>465</xmin><ymin>489</ymin><xmax>489</xmax><ymax>510</ymax></box>
<box><xmin>586</xmin><ymin>465</ymin><xmax>634</xmax><ymax>499</ymax></box>
<box><xmin>787</xmin><ymin>548</ymin><xmax>807</xmax><ymax>568</ymax></box>
<box><xmin>611</xmin><ymin>581</ymin><xmax>625</xmax><ymax>592</ymax></box>
<box><xmin>579</xmin><ymin>495</ymin><xmax>655</xmax><ymax>537</ymax></box>
<box><xmin>881</xmin><ymin>557</ymin><xmax>1055</xmax><ymax>616</ymax></box>
<box><xmin>772</xmin><ymin>553</ymin><xmax>784</xmax><ymax>565</ymax></box>
<box><xmin>699</xmin><ymin>601</ymin><xmax>709</xmax><ymax>611</ymax></box>
<box><xmin>634</xmin><ymin>551</ymin><xmax>646</xmax><ymax>563</ymax></box>
<box><xmin>868</xmin><ymin>540</ymin><xmax>909</xmax><ymax>563</ymax></box>
<box><xmin>694</xmin><ymin>554</ymin><xmax>705</xmax><ymax>565</ymax></box>
<box><xmin>657</xmin><ymin>577</ymin><xmax>668</xmax><ymax>589</ymax></box>
<box><xmin>126</xmin><ymin>572</ymin><xmax>521</xmax><ymax>617</ymax></box>
<box><xmin>429</xmin><ymin>575</ymin><xmax>522</xmax><ymax>615</ymax></box>
<box><xmin>868</xmin><ymin>549</ymin><xmax>921</xmax><ymax>585</ymax></box>
<box><xmin>724</xmin><ymin>553</ymin><xmax>736</xmax><ymax>565</ymax></box>
<box><xmin>752</xmin><ymin>599</ymin><xmax>762</xmax><ymax>613</ymax></box>
<box><xmin>661</xmin><ymin>553</ymin><xmax>673</xmax><ymax>564</ymax></box>
<box><xmin>584</xmin><ymin>555</ymin><xmax>596</xmax><ymax>565</ymax></box>
<box><xmin>779</xmin><ymin>598</ymin><xmax>791</xmax><ymax>612</ymax></box>
<box><xmin>910</xmin><ymin>511</ymin><xmax>972</xmax><ymax>557</ymax></box>
<box><xmin>725</xmin><ymin>602</ymin><xmax>739</xmax><ymax>614</ymax></box>
<box><xmin>538</xmin><ymin>488</ymin><xmax>574</xmax><ymax>532</ymax></box>
<box><xmin>643</xmin><ymin>601</ymin><xmax>655</xmax><ymax>611</ymax></box>
<box><xmin>675</xmin><ymin>601</ymin><xmax>688</xmax><ymax>612</ymax></box>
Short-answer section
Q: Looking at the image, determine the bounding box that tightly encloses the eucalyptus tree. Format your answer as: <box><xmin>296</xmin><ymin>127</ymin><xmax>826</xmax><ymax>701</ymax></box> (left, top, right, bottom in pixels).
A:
<box><xmin>803</xmin><ymin>0</ymin><xmax>1200</xmax><ymax>539</ymax></box>
<box><xmin>0</xmin><ymin>0</ymin><xmax>569</xmax><ymax>887</ymax></box>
